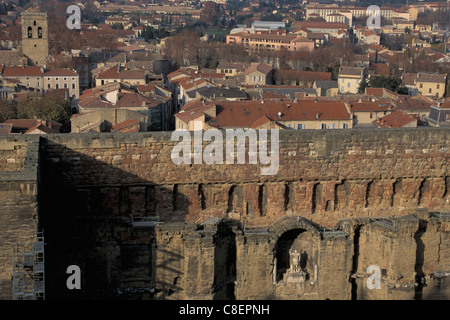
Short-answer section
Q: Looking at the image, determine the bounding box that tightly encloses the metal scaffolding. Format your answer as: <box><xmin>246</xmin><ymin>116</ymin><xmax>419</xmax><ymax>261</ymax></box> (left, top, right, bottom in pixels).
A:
<box><xmin>12</xmin><ymin>232</ymin><xmax>45</xmax><ymax>300</ymax></box>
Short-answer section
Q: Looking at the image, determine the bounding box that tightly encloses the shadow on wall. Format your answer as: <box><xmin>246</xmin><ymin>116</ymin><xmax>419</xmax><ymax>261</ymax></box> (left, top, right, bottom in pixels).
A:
<box><xmin>212</xmin><ymin>221</ymin><xmax>237</xmax><ymax>300</ymax></box>
<box><xmin>38</xmin><ymin>137</ymin><xmax>191</xmax><ymax>300</ymax></box>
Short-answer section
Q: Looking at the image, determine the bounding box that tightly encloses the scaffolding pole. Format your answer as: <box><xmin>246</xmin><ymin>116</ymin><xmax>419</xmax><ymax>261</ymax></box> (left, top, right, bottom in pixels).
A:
<box><xmin>12</xmin><ymin>231</ymin><xmax>45</xmax><ymax>300</ymax></box>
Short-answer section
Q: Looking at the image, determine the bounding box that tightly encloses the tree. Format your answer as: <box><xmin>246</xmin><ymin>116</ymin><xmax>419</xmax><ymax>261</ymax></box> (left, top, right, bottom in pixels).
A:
<box><xmin>358</xmin><ymin>75</ymin><xmax>408</xmax><ymax>94</ymax></box>
<box><xmin>16</xmin><ymin>95</ymin><xmax>72</xmax><ymax>132</ymax></box>
<box><xmin>0</xmin><ymin>99</ymin><xmax>17</xmax><ymax>123</ymax></box>
<box><xmin>200</xmin><ymin>2</ymin><xmax>219</xmax><ymax>26</ymax></box>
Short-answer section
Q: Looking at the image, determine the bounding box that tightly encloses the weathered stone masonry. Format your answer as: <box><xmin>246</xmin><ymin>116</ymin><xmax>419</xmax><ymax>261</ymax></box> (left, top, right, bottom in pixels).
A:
<box><xmin>0</xmin><ymin>128</ymin><xmax>449</xmax><ymax>300</ymax></box>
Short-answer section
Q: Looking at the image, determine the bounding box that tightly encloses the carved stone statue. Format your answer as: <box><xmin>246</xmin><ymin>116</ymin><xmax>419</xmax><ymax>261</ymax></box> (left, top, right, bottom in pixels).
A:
<box><xmin>289</xmin><ymin>249</ymin><xmax>300</xmax><ymax>273</ymax></box>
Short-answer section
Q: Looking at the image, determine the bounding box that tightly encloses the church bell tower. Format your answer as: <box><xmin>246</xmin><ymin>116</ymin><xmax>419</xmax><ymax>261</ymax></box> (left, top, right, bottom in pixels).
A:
<box><xmin>21</xmin><ymin>7</ymin><xmax>49</xmax><ymax>66</ymax></box>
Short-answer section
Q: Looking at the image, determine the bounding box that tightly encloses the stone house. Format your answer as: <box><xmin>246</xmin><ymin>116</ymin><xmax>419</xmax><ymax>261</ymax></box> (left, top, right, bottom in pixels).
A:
<box><xmin>415</xmin><ymin>73</ymin><xmax>447</xmax><ymax>99</ymax></box>
<box><xmin>338</xmin><ymin>66</ymin><xmax>366</xmax><ymax>94</ymax></box>
<box><xmin>95</xmin><ymin>64</ymin><xmax>146</xmax><ymax>87</ymax></box>
<box><xmin>244</xmin><ymin>63</ymin><xmax>274</xmax><ymax>86</ymax></box>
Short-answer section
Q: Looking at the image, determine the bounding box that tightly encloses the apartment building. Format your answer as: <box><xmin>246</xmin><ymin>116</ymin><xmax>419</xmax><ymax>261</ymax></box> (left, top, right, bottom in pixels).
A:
<box><xmin>0</xmin><ymin>65</ymin><xmax>80</xmax><ymax>98</ymax></box>
<box><xmin>175</xmin><ymin>99</ymin><xmax>353</xmax><ymax>131</ymax></box>
<box><xmin>226</xmin><ymin>30</ymin><xmax>314</xmax><ymax>53</ymax></box>
<box><xmin>43</xmin><ymin>68</ymin><xmax>80</xmax><ymax>99</ymax></box>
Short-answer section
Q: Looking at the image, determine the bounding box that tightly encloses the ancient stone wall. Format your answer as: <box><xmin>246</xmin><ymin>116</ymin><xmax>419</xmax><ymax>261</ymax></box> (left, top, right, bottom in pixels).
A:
<box><xmin>39</xmin><ymin>129</ymin><xmax>450</xmax><ymax>228</ymax></box>
<box><xmin>0</xmin><ymin>135</ymin><xmax>40</xmax><ymax>299</ymax></box>
<box><xmin>0</xmin><ymin>129</ymin><xmax>449</xmax><ymax>300</ymax></box>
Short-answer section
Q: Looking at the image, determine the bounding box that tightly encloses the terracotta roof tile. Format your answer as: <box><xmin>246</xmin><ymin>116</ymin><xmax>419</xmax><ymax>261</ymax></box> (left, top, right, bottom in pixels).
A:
<box><xmin>175</xmin><ymin>99</ymin><xmax>216</xmax><ymax>123</ymax></box>
<box><xmin>209</xmin><ymin>100</ymin><xmax>350</xmax><ymax>128</ymax></box>
<box><xmin>111</xmin><ymin>119</ymin><xmax>140</xmax><ymax>132</ymax></box>
<box><xmin>245</xmin><ymin>63</ymin><xmax>273</xmax><ymax>75</ymax></box>
<box><xmin>350</xmin><ymin>101</ymin><xmax>394</xmax><ymax>112</ymax></box>
<box><xmin>2</xmin><ymin>66</ymin><xmax>42</xmax><ymax>77</ymax></box>
<box><xmin>43</xmin><ymin>68</ymin><xmax>78</xmax><ymax>76</ymax></box>
<box><xmin>373</xmin><ymin>111</ymin><xmax>417</xmax><ymax>128</ymax></box>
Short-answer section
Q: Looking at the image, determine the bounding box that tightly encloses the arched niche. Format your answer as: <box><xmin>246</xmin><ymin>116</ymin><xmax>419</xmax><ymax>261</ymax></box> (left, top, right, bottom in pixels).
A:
<box><xmin>268</xmin><ymin>216</ymin><xmax>322</xmax><ymax>284</ymax></box>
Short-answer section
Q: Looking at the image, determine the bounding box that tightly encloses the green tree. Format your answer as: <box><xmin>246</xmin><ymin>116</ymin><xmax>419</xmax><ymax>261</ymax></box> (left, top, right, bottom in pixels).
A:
<box><xmin>16</xmin><ymin>96</ymin><xmax>72</xmax><ymax>132</ymax></box>
<box><xmin>358</xmin><ymin>75</ymin><xmax>408</xmax><ymax>94</ymax></box>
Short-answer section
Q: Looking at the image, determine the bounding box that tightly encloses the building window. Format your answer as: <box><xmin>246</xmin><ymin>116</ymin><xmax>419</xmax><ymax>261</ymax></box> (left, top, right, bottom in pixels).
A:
<box><xmin>437</xmin><ymin>84</ymin><xmax>440</xmax><ymax>89</ymax></box>
<box><xmin>286</xmin><ymin>124</ymin><xmax>292</xmax><ymax>129</ymax></box>
<box><xmin>297</xmin><ymin>124</ymin><xmax>304</xmax><ymax>129</ymax></box>
<box><xmin>38</xmin><ymin>27</ymin><xmax>42</xmax><ymax>38</ymax></box>
<box><xmin>72</xmin><ymin>83</ymin><xmax>75</xmax><ymax>89</ymax></box>
<box><xmin>321</xmin><ymin>124</ymin><xmax>327</xmax><ymax>129</ymax></box>
<box><xmin>27</xmin><ymin>26</ymin><xmax>32</xmax><ymax>38</ymax></box>
<box><xmin>429</xmin><ymin>88</ymin><xmax>432</xmax><ymax>93</ymax></box>
<box><xmin>342</xmin><ymin>123</ymin><xmax>348</xmax><ymax>129</ymax></box>
<box><xmin>330</xmin><ymin>123</ymin><xmax>335</xmax><ymax>129</ymax></box>
<box><xmin>64</xmin><ymin>83</ymin><xmax>67</xmax><ymax>89</ymax></box>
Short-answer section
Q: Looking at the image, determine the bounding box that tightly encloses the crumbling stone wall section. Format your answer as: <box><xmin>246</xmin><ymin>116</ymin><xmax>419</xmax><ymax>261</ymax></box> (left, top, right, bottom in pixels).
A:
<box><xmin>414</xmin><ymin>211</ymin><xmax>450</xmax><ymax>300</ymax></box>
<box><xmin>0</xmin><ymin>137</ymin><xmax>29</xmax><ymax>171</ymax></box>
<box><xmin>0</xmin><ymin>135</ymin><xmax>40</xmax><ymax>299</ymax></box>
<box><xmin>350</xmin><ymin>216</ymin><xmax>418</xmax><ymax>300</ymax></box>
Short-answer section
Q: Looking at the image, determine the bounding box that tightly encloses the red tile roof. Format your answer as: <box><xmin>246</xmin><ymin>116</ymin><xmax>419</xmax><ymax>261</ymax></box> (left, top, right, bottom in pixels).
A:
<box><xmin>78</xmin><ymin>96</ymin><xmax>115</xmax><ymax>109</ymax></box>
<box><xmin>350</xmin><ymin>101</ymin><xmax>394</xmax><ymax>112</ymax></box>
<box><xmin>137</xmin><ymin>83</ymin><xmax>156</xmax><ymax>93</ymax></box>
<box><xmin>209</xmin><ymin>100</ymin><xmax>350</xmax><ymax>128</ymax></box>
<box><xmin>245</xmin><ymin>63</ymin><xmax>273</xmax><ymax>75</ymax></box>
<box><xmin>96</xmin><ymin>64</ymin><xmax>145</xmax><ymax>80</ymax></box>
<box><xmin>43</xmin><ymin>68</ymin><xmax>78</xmax><ymax>76</ymax></box>
<box><xmin>175</xmin><ymin>99</ymin><xmax>216</xmax><ymax>123</ymax></box>
<box><xmin>373</xmin><ymin>111</ymin><xmax>417</xmax><ymax>128</ymax></box>
<box><xmin>25</xmin><ymin>124</ymin><xmax>59</xmax><ymax>134</ymax></box>
<box><xmin>116</xmin><ymin>92</ymin><xmax>159</xmax><ymax>108</ymax></box>
<box><xmin>4</xmin><ymin>119</ymin><xmax>62</xmax><ymax>132</ymax></box>
<box><xmin>2</xmin><ymin>66</ymin><xmax>42</xmax><ymax>77</ymax></box>
<box><xmin>111</xmin><ymin>119</ymin><xmax>140</xmax><ymax>132</ymax></box>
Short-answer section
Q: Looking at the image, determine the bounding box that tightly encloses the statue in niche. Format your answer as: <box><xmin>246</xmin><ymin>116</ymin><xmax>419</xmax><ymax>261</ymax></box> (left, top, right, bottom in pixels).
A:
<box><xmin>286</xmin><ymin>248</ymin><xmax>307</xmax><ymax>283</ymax></box>
<box><xmin>289</xmin><ymin>249</ymin><xmax>301</xmax><ymax>273</ymax></box>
